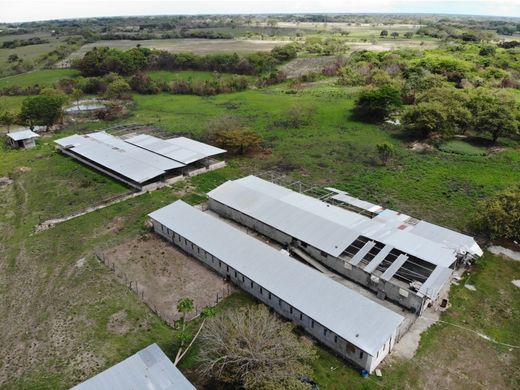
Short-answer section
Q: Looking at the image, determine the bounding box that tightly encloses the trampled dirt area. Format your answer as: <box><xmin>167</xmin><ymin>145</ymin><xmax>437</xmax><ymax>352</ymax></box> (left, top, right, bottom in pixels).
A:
<box><xmin>103</xmin><ymin>234</ymin><xmax>234</xmax><ymax>324</ymax></box>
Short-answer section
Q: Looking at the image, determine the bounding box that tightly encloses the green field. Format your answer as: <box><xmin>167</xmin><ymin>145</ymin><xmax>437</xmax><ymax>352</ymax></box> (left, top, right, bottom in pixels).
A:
<box><xmin>147</xmin><ymin>70</ymin><xmax>254</xmax><ymax>84</ymax></box>
<box><xmin>0</xmin><ymin>68</ymin><xmax>78</xmax><ymax>88</ymax></box>
<box><xmin>130</xmin><ymin>85</ymin><xmax>519</xmax><ymax>230</ymax></box>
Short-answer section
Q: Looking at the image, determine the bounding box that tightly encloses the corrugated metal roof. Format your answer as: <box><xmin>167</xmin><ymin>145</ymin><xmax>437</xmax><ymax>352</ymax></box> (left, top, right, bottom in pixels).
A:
<box><xmin>126</xmin><ymin>134</ymin><xmax>226</xmax><ymax>164</ymax></box>
<box><xmin>7</xmin><ymin>130</ymin><xmax>39</xmax><ymax>141</ymax></box>
<box><xmin>207</xmin><ymin>176</ymin><xmax>481</xmax><ymax>268</ymax></box>
<box><xmin>327</xmin><ymin>188</ymin><xmax>384</xmax><ymax>213</ymax></box>
<box><xmin>54</xmin><ymin>132</ymin><xmax>185</xmax><ymax>184</ymax></box>
<box><xmin>149</xmin><ymin>201</ymin><xmax>404</xmax><ymax>356</ymax></box>
<box><xmin>71</xmin><ymin>343</ymin><xmax>195</xmax><ymax>390</ymax></box>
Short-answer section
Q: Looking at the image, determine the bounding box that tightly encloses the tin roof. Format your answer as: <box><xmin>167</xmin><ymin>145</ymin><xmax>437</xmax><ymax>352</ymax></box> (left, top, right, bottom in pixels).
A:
<box><xmin>149</xmin><ymin>201</ymin><xmax>404</xmax><ymax>356</ymax></box>
<box><xmin>125</xmin><ymin>134</ymin><xmax>226</xmax><ymax>164</ymax></box>
<box><xmin>54</xmin><ymin>132</ymin><xmax>184</xmax><ymax>184</ymax></box>
<box><xmin>71</xmin><ymin>343</ymin><xmax>195</xmax><ymax>390</ymax></box>
<box><xmin>208</xmin><ymin>176</ymin><xmax>482</xmax><ymax>267</ymax></box>
<box><xmin>7</xmin><ymin>129</ymin><xmax>39</xmax><ymax>141</ymax></box>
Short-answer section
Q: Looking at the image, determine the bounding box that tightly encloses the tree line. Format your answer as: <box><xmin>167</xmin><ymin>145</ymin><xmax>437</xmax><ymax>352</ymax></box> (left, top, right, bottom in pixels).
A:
<box><xmin>72</xmin><ymin>45</ymin><xmax>298</xmax><ymax>77</ymax></box>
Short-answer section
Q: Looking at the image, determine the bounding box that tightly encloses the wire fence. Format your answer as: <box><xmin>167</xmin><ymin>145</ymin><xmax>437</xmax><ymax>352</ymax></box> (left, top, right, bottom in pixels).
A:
<box><xmin>95</xmin><ymin>248</ymin><xmax>232</xmax><ymax>328</ymax></box>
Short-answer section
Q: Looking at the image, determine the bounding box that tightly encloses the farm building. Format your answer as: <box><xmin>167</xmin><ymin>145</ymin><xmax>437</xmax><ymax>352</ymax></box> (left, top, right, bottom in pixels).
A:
<box><xmin>71</xmin><ymin>343</ymin><xmax>195</xmax><ymax>390</ymax></box>
<box><xmin>54</xmin><ymin>132</ymin><xmax>226</xmax><ymax>190</ymax></box>
<box><xmin>207</xmin><ymin>176</ymin><xmax>483</xmax><ymax>314</ymax></box>
<box><xmin>149</xmin><ymin>200</ymin><xmax>405</xmax><ymax>373</ymax></box>
<box><xmin>6</xmin><ymin>129</ymin><xmax>39</xmax><ymax>149</ymax></box>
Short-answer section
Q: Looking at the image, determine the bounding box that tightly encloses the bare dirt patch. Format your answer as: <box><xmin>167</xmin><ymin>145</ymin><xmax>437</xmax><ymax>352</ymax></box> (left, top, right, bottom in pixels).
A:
<box><xmin>103</xmin><ymin>234</ymin><xmax>234</xmax><ymax>324</ymax></box>
<box><xmin>0</xmin><ymin>176</ymin><xmax>13</xmax><ymax>187</ymax></box>
<box><xmin>281</xmin><ymin>56</ymin><xmax>341</xmax><ymax>78</ymax></box>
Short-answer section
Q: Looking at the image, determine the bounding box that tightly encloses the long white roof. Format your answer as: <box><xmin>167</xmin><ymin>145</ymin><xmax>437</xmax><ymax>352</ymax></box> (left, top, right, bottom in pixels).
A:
<box><xmin>7</xmin><ymin>129</ymin><xmax>39</xmax><ymax>141</ymax></box>
<box><xmin>125</xmin><ymin>134</ymin><xmax>226</xmax><ymax>164</ymax></box>
<box><xmin>54</xmin><ymin>132</ymin><xmax>184</xmax><ymax>184</ymax></box>
<box><xmin>149</xmin><ymin>201</ymin><xmax>404</xmax><ymax>356</ymax></box>
<box><xmin>208</xmin><ymin>176</ymin><xmax>482</xmax><ymax>267</ymax></box>
<box><xmin>71</xmin><ymin>343</ymin><xmax>195</xmax><ymax>390</ymax></box>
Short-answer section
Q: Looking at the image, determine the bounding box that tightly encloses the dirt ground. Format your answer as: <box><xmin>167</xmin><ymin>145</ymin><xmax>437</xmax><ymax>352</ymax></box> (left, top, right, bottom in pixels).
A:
<box><xmin>69</xmin><ymin>38</ymin><xmax>286</xmax><ymax>59</ymax></box>
<box><xmin>281</xmin><ymin>56</ymin><xmax>341</xmax><ymax>78</ymax></box>
<box><xmin>104</xmin><ymin>234</ymin><xmax>234</xmax><ymax>324</ymax></box>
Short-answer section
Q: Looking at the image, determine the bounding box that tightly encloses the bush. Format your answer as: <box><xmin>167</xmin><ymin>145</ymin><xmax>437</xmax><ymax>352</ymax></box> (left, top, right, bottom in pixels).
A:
<box><xmin>129</xmin><ymin>72</ymin><xmax>160</xmax><ymax>94</ymax></box>
<box><xmin>353</xmin><ymin>84</ymin><xmax>402</xmax><ymax>122</ymax></box>
<box><xmin>475</xmin><ymin>187</ymin><xmax>520</xmax><ymax>241</ymax></box>
<box><xmin>105</xmin><ymin>79</ymin><xmax>131</xmax><ymax>99</ymax></box>
<box><xmin>206</xmin><ymin>115</ymin><xmax>261</xmax><ymax>154</ymax></box>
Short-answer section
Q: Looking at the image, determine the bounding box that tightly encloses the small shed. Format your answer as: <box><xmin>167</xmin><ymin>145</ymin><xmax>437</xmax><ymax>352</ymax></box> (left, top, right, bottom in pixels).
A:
<box><xmin>6</xmin><ymin>129</ymin><xmax>39</xmax><ymax>149</ymax></box>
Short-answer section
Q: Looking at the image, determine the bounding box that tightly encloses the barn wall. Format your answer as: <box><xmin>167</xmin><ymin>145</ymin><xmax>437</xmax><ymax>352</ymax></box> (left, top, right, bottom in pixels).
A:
<box><xmin>208</xmin><ymin>200</ymin><xmax>426</xmax><ymax>314</ymax></box>
<box><xmin>151</xmin><ymin>219</ymin><xmax>393</xmax><ymax>372</ymax></box>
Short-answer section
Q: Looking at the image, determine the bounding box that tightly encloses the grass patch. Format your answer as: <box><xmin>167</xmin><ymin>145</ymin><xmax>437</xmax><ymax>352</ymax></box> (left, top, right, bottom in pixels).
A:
<box><xmin>438</xmin><ymin>140</ymin><xmax>488</xmax><ymax>156</ymax></box>
<box><xmin>147</xmin><ymin>70</ymin><xmax>254</xmax><ymax>84</ymax></box>
<box><xmin>0</xmin><ymin>69</ymin><xmax>78</xmax><ymax>89</ymax></box>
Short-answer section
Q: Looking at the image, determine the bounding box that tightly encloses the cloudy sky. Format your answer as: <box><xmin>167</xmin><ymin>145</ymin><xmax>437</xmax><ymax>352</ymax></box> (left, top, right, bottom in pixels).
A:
<box><xmin>1</xmin><ymin>0</ymin><xmax>519</xmax><ymax>23</ymax></box>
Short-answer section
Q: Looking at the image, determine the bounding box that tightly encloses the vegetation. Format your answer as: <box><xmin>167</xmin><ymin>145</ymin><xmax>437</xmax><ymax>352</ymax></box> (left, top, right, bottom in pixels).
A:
<box><xmin>475</xmin><ymin>187</ymin><xmax>520</xmax><ymax>241</ymax></box>
<box><xmin>353</xmin><ymin>84</ymin><xmax>402</xmax><ymax>122</ymax></box>
<box><xmin>1</xmin><ymin>12</ymin><xmax>520</xmax><ymax>390</ymax></box>
<box><xmin>198</xmin><ymin>305</ymin><xmax>315</xmax><ymax>389</ymax></box>
<box><xmin>19</xmin><ymin>92</ymin><xmax>66</xmax><ymax>129</ymax></box>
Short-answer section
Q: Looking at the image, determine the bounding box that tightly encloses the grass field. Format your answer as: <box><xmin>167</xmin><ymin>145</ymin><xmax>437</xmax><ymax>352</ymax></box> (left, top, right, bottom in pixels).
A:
<box><xmin>130</xmin><ymin>85</ymin><xmax>519</xmax><ymax>231</ymax></box>
<box><xmin>147</xmin><ymin>70</ymin><xmax>254</xmax><ymax>83</ymax></box>
<box><xmin>68</xmin><ymin>38</ymin><xmax>286</xmax><ymax>59</ymax></box>
<box><xmin>0</xmin><ymin>68</ymin><xmax>78</xmax><ymax>88</ymax></box>
<box><xmin>0</xmin><ymin>46</ymin><xmax>519</xmax><ymax>389</ymax></box>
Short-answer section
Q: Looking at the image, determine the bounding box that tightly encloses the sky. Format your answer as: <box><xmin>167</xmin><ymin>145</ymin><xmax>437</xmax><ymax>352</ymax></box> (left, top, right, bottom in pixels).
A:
<box><xmin>1</xmin><ymin>0</ymin><xmax>520</xmax><ymax>23</ymax></box>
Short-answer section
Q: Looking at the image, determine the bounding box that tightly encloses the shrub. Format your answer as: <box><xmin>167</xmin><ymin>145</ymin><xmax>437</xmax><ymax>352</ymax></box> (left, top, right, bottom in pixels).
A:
<box><xmin>105</xmin><ymin>79</ymin><xmax>131</xmax><ymax>99</ymax></box>
<box><xmin>353</xmin><ymin>84</ymin><xmax>402</xmax><ymax>122</ymax></box>
<box><xmin>475</xmin><ymin>187</ymin><xmax>520</xmax><ymax>241</ymax></box>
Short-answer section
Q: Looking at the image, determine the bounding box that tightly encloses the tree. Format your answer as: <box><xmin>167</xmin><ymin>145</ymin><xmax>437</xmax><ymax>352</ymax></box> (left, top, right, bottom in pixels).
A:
<box><xmin>391</xmin><ymin>32</ymin><xmax>399</xmax><ymax>39</ymax></box>
<box><xmin>468</xmin><ymin>90</ymin><xmax>519</xmax><ymax>142</ymax></box>
<box><xmin>105</xmin><ymin>79</ymin><xmax>131</xmax><ymax>99</ymax></box>
<box><xmin>475</xmin><ymin>187</ymin><xmax>520</xmax><ymax>241</ymax></box>
<box><xmin>206</xmin><ymin>115</ymin><xmax>261</xmax><ymax>154</ymax></box>
<box><xmin>401</xmin><ymin>101</ymin><xmax>448</xmax><ymax>138</ymax></box>
<box><xmin>380</xmin><ymin>30</ymin><xmax>388</xmax><ymax>37</ymax></box>
<box><xmin>129</xmin><ymin>72</ymin><xmax>160</xmax><ymax>94</ymax></box>
<box><xmin>417</xmin><ymin>87</ymin><xmax>472</xmax><ymax>135</ymax></box>
<box><xmin>71</xmin><ymin>88</ymin><xmax>83</xmax><ymax>109</ymax></box>
<box><xmin>404</xmin><ymin>32</ymin><xmax>414</xmax><ymax>39</ymax></box>
<box><xmin>353</xmin><ymin>84</ymin><xmax>402</xmax><ymax>122</ymax></box>
<box><xmin>376</xmin><ymin>142</ymin><xmax>395</xmax><ymax>165</ymax></box>
<box><xmin>198</xmin><ymin>305</ymin><xmax>316</xmax><ymax>389</ymax></box>
<box><xmin>19</xmin><ymin>94</ymin><xmax>65</xmax><ymax>130</ymax></box>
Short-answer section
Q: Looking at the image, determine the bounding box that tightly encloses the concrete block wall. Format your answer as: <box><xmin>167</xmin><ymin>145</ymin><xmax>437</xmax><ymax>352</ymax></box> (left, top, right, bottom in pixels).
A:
<box><xmin>151</xmin><ymin>219</ymin><xmax>395</xmax><ymax>372</ymax></box>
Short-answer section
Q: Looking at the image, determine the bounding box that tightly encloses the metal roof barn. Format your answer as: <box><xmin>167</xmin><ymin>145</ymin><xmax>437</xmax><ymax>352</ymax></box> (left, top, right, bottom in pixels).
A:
<box><xmin>125</xmin><ymin>134</ymin><xmax>226</xmax><ymax>164</ymax></box>
<box><xmin>71</xmin><ymin>343</ymin><xmax>195</xmax><ymax>390</ymax></box>
<box><xmin>149</xmin><ymin>200</ymin><xmax>404</xmax><ymax>357</ymax></box>
<box><xmin>6</xmin><ymin>129</ymin><xmax>39</xmax><ymax>141</ymax></box>
<box><xmin>54</xmin><ymin>132</ymin><xmax>185</xmax><ymax>184</ymax></box>
<box><xmin>208</xmin><ymin>176</ymin><xmax>482</xmax><ymax>267</ymax></box>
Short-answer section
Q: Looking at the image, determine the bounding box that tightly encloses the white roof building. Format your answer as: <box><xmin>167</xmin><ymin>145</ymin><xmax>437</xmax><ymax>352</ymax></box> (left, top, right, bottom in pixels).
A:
<box><xmin>71</xmin><ymin>343</ymin><xmax>195</xmax><ymax>390</ymax></box>
<box><xmin>54</xmin><ymin>132</ymin><xmax>226</xmax><ymax>188</ymax></box>
<box><xmin>126</xmin><ymin>134</ymin><xmax>226</xmax><ymax>164</ymax></box>
<box><xmin>149</xmin><ymin>201</ymin><xmax>404</xmax><ymax>359</ymax></box>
